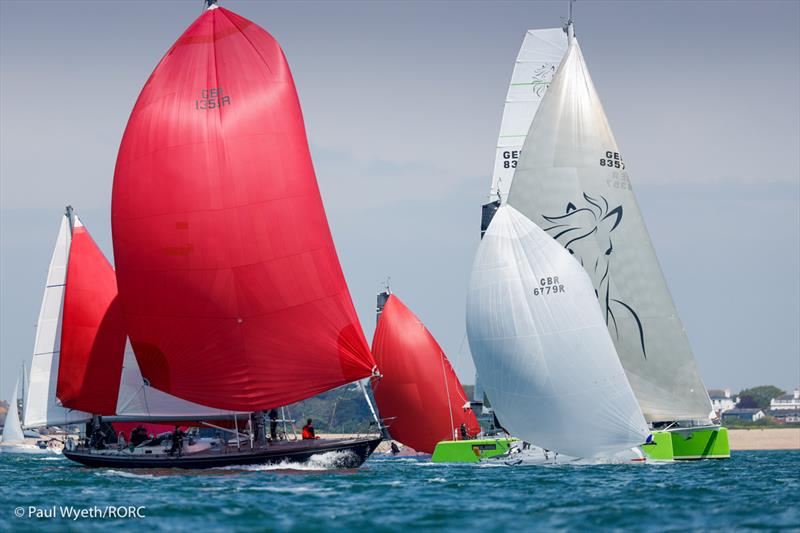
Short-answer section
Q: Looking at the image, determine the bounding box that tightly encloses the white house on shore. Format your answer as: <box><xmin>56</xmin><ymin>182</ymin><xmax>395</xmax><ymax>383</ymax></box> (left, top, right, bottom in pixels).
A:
<box><xmin>770</xmin><ymin>388</ymin><xmax>800</xmax><ymax>411</ymax></box>
<box><xmin>709</xmin><ymin>389</ymin><xmax>738</xmax><ymax>416</ymax></box>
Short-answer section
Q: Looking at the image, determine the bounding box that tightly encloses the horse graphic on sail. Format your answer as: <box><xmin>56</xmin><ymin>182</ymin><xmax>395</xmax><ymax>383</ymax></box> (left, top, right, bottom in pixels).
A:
<box><xmin>542</xmin><ymin>192</ymin><xmax>647</xmax><ymax>359</ymax></box>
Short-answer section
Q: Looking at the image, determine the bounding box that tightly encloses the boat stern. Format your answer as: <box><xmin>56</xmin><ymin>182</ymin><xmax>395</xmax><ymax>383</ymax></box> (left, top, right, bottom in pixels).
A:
<box><xmin>670</xmin><ymin>426</ymin><xmax>730</xmax><ymax>460</ymax></box>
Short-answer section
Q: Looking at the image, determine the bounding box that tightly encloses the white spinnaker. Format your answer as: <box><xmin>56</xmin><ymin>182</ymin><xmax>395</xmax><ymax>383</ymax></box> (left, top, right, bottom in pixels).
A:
<box><xmin>466</xmin><ymin>205</ymin><xmax>649</xmax><ymax>457</ymax></box>
<box><xmin>115</xmin><ymin>338</ymin><xmax>236</xmax><ymax>420</ymax></box>
<box><xmin>508</xmin><ymin>39</ymin><xmax>713</xmax><ymax>423</ymax></box>
<box><xmin>490</xmin><ymin>28</ymin><xmax>568</xmax><ymax>200</ymax></box>
<box><xmin>2</xmin><ymin>381</ymin><xmax>25</xmax><ymax>443</ymax></box>
<box><xmin>23</xmin><ymin>215</ymin><xmax>90</xmax><ymax>428</ymax></box>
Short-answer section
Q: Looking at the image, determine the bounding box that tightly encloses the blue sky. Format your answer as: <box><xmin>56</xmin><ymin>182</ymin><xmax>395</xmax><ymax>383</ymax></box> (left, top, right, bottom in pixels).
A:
<box><xmin>1</xmin><ymin>0</ymin><xmax>798</xmax><ymax>399</ymax></box>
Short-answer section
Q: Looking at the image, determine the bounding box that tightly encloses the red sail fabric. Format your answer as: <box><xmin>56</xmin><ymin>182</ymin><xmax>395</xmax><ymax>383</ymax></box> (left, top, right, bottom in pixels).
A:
<box><xmin>111</xmin><ymin>7</ymin><xmax>375</xmax><ymax>411</ymax></box>
<box><xmin>371</xmin><ymin>295</ymin><xmax>480</xmax><ymax>454</ymax></box>
<box><xmin>57</xmin><ymin>221</ymin><xmax>127</xmax><ymax>414</ymax></box>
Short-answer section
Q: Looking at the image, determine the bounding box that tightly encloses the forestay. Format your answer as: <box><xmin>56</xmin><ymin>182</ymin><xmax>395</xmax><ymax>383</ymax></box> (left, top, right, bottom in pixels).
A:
<box><xmin>507</xmin><ymin>39</ymin><xmax>713</xmax><ymax>423</ymax></box>
<box><xmin>466</xmin><ymin>205</ymin><xmax>649</xmax><ymax>458</ymax></box>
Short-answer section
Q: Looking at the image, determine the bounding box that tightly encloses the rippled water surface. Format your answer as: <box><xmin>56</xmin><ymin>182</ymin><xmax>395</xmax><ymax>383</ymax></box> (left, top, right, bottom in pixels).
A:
<box><xmin>0</xmin><ymin>450</ymin><xmax>797</xmax><ymax>531</ymax></box>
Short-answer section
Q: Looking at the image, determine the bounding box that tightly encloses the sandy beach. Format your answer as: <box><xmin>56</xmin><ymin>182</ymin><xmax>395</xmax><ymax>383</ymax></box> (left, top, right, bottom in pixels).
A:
<box><xmin>728</xmin><ymin>428</ymin><xmax>800</xmax><ymax>451</ymax></box>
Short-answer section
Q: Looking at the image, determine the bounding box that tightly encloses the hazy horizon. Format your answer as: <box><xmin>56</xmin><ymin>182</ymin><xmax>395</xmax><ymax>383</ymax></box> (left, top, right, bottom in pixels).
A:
<box><xmin>1</xmin><ymin>0</ymin><xmax>798</xmax><ymax>401</ymax></box>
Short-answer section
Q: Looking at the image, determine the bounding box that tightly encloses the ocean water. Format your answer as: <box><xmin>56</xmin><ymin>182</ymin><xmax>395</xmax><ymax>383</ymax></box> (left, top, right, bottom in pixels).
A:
<box><xmin>0</xmin><ymin>450</ymin><xmax>797</xmax><ymax>532</ymax></box>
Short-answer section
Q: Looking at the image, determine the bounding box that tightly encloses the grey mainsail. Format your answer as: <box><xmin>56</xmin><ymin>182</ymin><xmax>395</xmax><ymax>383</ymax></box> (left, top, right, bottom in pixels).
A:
<box><xmin>507</xmin><ymin>39</ymin><xmax>713</xmax><ymax>423</ymax></box>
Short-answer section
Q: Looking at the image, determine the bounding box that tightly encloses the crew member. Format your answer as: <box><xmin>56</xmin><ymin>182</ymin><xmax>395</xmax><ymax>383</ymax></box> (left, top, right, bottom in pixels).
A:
<box><xmin>268</xmin><ymin>409</ymin><xmax>279</xmax><ymax>441</ymax></box>
<box><xmin>169</xmin><ymin>425</ymin><xmax>185</xmax><ymax>456</ymax></box>
<box><xmin>301</xmin><ymin>419</ymin><xmax>318</xmax><ymax>440</ymax></box>
<box><xmin>130</xmin><ymin>425</ymin><xmax>148</xmax><ymax>447</ymax></box>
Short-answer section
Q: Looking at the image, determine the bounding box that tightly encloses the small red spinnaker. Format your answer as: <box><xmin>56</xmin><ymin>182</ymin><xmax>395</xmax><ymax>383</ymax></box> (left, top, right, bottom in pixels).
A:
<box><xmin>371</xmin><ymin>295</ymin><xmax>480</xmax><ymax>454</ymax></box>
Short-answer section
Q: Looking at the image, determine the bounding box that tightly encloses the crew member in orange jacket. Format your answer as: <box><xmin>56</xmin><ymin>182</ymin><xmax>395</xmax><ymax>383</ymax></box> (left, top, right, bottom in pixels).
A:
<box><xmin>301</xmin><ymin>419</ymin><xmax>319</xmax><ymax>440</ymax></box>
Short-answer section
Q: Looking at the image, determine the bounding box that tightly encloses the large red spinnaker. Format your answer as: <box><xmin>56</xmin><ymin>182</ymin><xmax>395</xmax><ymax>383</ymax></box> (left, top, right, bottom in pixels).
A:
<box><xmin>111</xmin><ymin>7</ymin><xmax>375</xmax><ymax>411</ymax></box>
<box><xmin>57</xmin><ymin>219</ymin><xmax>127</xmax><ymax>415</ymax></box>
<box><xmin>371</xmin><ymin>295</ymin><xmax>480</xmax><ymax>454</ymax></box>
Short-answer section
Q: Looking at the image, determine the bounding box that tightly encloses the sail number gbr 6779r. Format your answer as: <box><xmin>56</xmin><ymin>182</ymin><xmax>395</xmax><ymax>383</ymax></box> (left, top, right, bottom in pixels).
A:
<box><xmin>533</xmin><ymin>276</ymin><xmax>565</xmax><ymax>296</ymax></box>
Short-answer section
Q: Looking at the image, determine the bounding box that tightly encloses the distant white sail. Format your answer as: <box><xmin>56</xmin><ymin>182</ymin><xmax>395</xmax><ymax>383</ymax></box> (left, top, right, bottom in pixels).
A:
<box><xmin>115</xmin><ymin>339</ymin><xmax>237</xmax><ymax>420</ymax></box>
<box><xmin>466</xmin><ymin>205</ymin><xmax>649</xmax><ymax>458</ymax></box>
<box><xmin>490</xmin><ymin>28</ymin><xmax>568</xmax><ymax>200</ymax></box>
<box><xmin>508</xmin><ymin>39</ymin><xmax>713</xmax><ymax>423</ymax></box>
<box><xmin>2</xmin><ymin>381</ymin><xmax>25</xmax><ymax>443</ymax></box>
<box><xmin>23</xmin><ymin>214</ymin><xmax>90</xmax><ymax>428</ymax></box>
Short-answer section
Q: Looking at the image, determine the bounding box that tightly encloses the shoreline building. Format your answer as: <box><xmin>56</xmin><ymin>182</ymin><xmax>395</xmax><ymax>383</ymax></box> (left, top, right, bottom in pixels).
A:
<box><xmin>709</xmin><ymin>389</ymin><xmax>738</xmax><ymax>417</ymax></box>
<box><xmin>722</xmin><ymin>408</ymin><xmax>765</xmax><ymax>423</ymax></box>
<box><xmin>770</xmin><ymin>389</ymin><xmax>800</xmax><ymax>411</ymax></box>
<box><xmin>769</xmin><ymin>388</ymin><xmax>800</xmax><ymax>424</ymax></box>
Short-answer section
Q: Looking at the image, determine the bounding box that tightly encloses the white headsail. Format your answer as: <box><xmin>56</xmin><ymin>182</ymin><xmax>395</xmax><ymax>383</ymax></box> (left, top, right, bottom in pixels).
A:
<box><xmin>467</xmin><ymin>205</ymin><xmax>649</xmax><ymax>457</ymax></box>
<box><xmin>23</xmin><ymin>213</ymin><xmax>90</xmax><ymax>428</ymax></box>
<box><xmin>2</xmin><ymin>381</ymin><xmax>25</xmax><ymax>443</ymax></box>
<box><xmin>508</xmin><ymin>38</ymin><xmax>713</xmax><ymax>423</ymax></box>
<box><xmin>115</xmin><ymin>338</ymin><xmax>237</xmax><ymax>421</ymax></box>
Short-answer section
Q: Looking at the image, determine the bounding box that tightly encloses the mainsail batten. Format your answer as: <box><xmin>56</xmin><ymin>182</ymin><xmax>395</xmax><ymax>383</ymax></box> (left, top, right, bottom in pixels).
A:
<box><xmin>112</xmin><ymin>7</ymin><xmax>375</xmax><ymax>411</ymax></box>
<box><xmin>372</xmin><ymin>295</ymin><xmax>480</xmax><ymax>454</ymax></box>
<box><xmin>507</xmin><ymin>39</ymin><xmax>713</xmax><ymax>423</ymax></box>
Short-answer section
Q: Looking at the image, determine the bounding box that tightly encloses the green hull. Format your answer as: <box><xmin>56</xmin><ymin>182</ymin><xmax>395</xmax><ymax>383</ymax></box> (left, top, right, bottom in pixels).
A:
<box><xmin>670</xmin><ymin>426</ymin><xmax>730</xmax><ymax>460</ymax></box>
<box><xmin>642</xmin><ymin>427</ymin><xmax>730</xmax><ymax>461</ymax></box>
<box><xmin>431</xmin><ymin>438</ymin><xmax>517</xmax><ymax>463</ymax></box>
<box><xmin>642</xmin><ymin>430</ymin><xmax>675</xmax><ymax>461</ymax></box>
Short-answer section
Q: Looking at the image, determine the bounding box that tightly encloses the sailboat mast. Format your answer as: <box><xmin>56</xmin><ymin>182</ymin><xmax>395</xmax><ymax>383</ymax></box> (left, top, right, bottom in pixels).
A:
<box><xmin>20</xmin><ymin>362</ymin><xmax>25</xmax><ymax>412</ymax></box>
<box><xmin>565</xmin><ymin>0</ymin><xmax>575</xmax><ymax>43</ymax></box>
<box><xmin>65</xmin><ymin>205</ymin><xmax>74</xmax><ymax>234</ymax></box>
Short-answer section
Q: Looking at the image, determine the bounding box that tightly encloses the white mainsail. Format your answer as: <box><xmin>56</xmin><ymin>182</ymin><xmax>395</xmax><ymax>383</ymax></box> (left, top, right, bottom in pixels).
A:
<box><xmin>114</xmin><ymin>338</ymin><xmax>237</xmax><ymax>420</ymax></box>
<box><xmin>474</xmin><ymin>28</ymin><xmax>569</xmax><ymax>391</ymax></box>
<box><xmin>2</xmin><ymin>381</ymin><xmax>25</xmax><ymax>443</ymax></box>
<box><xmin>489</xmin><ymin>28</ymin><xmax>568</xmax><ymax>202</ymax></box>
<box><xmin>23</xmin><ymin>213</ymin><xmax>90</xmax><ymax>428</ymax></box>
<box><xmin>508</xmin><ymin>38</ymin><xmax>713</xmax><ymax>423</ymax></box>
<box><xmin>466</xmin><ymin>205</ymin><xmax>649</xmax><ymax>458</ymax></box>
